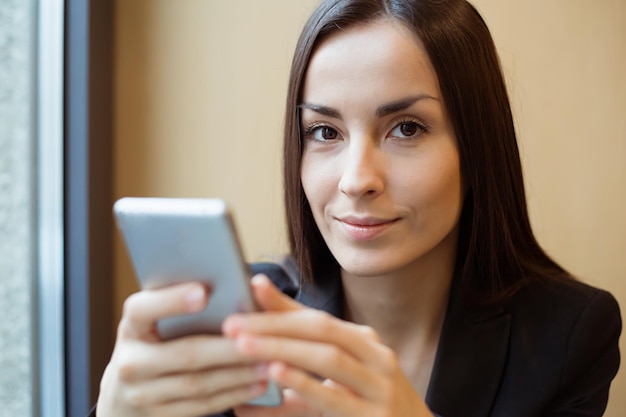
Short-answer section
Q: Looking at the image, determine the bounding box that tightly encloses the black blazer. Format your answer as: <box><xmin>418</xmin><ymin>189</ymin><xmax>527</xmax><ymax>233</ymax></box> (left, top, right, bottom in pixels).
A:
<box><xmin>89</xmin><ymin>263</ymin><xmax>621</xmax><ymax>417</ymax></box>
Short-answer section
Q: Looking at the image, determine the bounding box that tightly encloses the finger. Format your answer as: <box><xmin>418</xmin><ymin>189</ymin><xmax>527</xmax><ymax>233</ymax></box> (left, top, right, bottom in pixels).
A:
<box><xmin>235</xmin><ymin>388</ymin><xmax>320</xmax><ymax>417</ymax></box>
<box><xmin>234</xmin><ymin>334</ymin><xmax>382</xmax><ymax>400</ymax></box>
<box><xmin>323</xmin><ymin>378</ymin><xmax>353</xmax><ymax>394</ymax></box>
<box><xmin>250</xmin><ymin>274</ymin><xmax>303</xmax><ymax>312</ymax></box>
<box><xmin>224</xmin><ymin>308</ymin><xmax>386</xmax><ymax>369</ymax></box>
<box><xmin>116</xmin><ymin>335</ymin><xmax>257</xmax><ymax>381</ymax></box>
<box><xmin>119</xmin><ymin>282</ymin><xmax>209</xmax><ymax>341</ymax></box>
<box><xmin>123</xmin><ymin>364</ymin><xmax>268</xmax><ymax>405</ymax></box>
<box><xmin>223</xmin><ymin>274</ymin><xmax>304</xmax><ymax>336</ymax></box>
<box><xmin>150</xmin><ymin>382</ymin><xmax>269</xmax><ymax>417</ymax></box>
<box><xmin>266</xmin><ymin>361</ymin><xmax>368</xmax><ymax>417</ymax></box>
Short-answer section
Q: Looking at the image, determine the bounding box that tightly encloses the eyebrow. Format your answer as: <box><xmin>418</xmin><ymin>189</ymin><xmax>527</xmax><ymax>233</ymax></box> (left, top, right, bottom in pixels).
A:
<box><xmin>375</xmin><ymin>94</ymin><xmax>439</xmax><ymax>117</ymax></box>
<box><xmin>297</xmin><ymin>103</ymin><xmax>342</xmax><ymax>119</ymax></box>
<box><xmin>298</xmin><ymin>94</ymin><xmax>439</xmax><ymax>120</ymax></box>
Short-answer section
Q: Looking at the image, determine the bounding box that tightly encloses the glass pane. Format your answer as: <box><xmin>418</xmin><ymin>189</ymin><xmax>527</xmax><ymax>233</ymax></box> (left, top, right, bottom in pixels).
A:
<box><xmin>0</xmin><ymin>0</ymin><xmax>36</xmax><ymax>416</ymax></box>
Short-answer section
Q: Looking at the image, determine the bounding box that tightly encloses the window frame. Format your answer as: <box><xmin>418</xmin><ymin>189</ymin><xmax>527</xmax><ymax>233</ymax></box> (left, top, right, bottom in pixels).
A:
<box><xmin>37</xmin><ymin>0</ymin><xmax>65</xmax><ymax>416</ymax></box>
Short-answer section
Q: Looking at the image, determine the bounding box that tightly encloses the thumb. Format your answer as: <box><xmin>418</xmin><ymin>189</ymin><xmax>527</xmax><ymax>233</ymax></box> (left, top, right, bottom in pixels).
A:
<box><xmin>250</xmin><ymin>274</ymin><xmax>303</xmax><ymax>312</ymax></box>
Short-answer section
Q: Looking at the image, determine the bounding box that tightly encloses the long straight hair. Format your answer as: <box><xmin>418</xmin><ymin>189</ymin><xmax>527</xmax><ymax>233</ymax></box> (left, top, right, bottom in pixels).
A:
<box><xmin>283</xmin><ymin>0</ymin><xmax>569</xmax><ymax>304</ymax></box>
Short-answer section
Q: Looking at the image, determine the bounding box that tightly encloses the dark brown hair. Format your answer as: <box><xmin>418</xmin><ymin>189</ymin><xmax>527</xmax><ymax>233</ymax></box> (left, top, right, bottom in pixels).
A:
<box><xmin>283</xmin><ymin>0</ymin><xmax>568</xmax><ymax>303</ymax></box>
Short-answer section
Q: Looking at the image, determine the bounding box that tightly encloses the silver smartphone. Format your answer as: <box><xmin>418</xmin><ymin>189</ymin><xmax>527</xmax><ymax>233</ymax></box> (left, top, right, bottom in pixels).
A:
<box><xmin>113</xmin><ymin>197</ymin><xmax>282</xmax><ymax>406</ymax></box>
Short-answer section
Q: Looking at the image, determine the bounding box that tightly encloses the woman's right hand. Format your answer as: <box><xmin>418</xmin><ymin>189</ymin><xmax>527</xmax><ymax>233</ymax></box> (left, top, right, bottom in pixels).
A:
<box><xmin>96</xmin><ymin>282</ymin><xmax>269</xmax><ymax>417</ymax></box>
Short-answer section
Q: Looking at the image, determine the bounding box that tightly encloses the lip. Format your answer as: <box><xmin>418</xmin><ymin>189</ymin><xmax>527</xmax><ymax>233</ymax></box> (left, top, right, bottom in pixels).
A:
<box><xmin>337</xmin><ymin>216</ymin><xmax>399</xmax><ymax>241</ymax></box>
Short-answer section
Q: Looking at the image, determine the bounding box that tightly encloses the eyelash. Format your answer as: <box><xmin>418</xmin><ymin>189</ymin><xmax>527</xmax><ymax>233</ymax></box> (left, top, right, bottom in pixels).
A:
<box><xmin>301</xmin><ymin>118</ymin><xmax>430</xmax><ymax>142</ymax></box>
<box><xmin>302</xmin><ymin>122</ymin><xmax>340</xmax><ymax>141</ymax></box>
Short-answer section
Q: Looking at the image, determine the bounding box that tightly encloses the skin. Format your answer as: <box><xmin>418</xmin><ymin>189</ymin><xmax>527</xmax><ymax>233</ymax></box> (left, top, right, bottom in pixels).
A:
<box><xmin>97</xmin><ymin>18</ymin><xmax>462</xmax><ymax>417</ymax></box>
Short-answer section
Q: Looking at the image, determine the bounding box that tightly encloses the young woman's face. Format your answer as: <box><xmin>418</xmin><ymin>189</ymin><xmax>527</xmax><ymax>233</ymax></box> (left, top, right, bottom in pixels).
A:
<box><xmin>300</xmin><ymin>20</ymin><xmax>463</xmax><ymax>278</ymax></box>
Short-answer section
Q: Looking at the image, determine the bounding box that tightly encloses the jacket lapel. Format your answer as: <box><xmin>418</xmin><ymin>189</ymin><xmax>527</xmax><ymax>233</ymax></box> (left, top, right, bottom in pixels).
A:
<box><xmin>426</xmin><ymin>290</ymin><xmax>511</xmax><ymax>417</ymax></box>
<box><xmin>296</xmin><ymin>269</ymin><xmax>345</xmax><ymax>318</ymax></box>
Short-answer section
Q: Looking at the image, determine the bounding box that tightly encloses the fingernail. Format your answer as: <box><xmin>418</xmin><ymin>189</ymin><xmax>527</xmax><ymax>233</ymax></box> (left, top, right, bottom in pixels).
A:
<box><xmin>226</xmin><ymin>315</ymin><xmax>248</xmax><ymax>333</ymax></box>
<box><xmin>236</xmin><ymin>334</ymin><xmax>257</xmax><ymax>353</ymax></box>
<box><xmin>255</xmin><ymin>362</ymin><xmax>269</xmax><ymax>377</ymax></box>
<box><xmin>268</xmin><ymin>361</ymin><xmax>286</xmax><ymax>379</ymax></box>
<box><xmin>185</xmin><ymin>286</ymin><xmax>206</xmax><ymax>311</ymax></box>
<box><xmin>251</xmin><ymin>274</ymin><xmax>267</xmax><ymax>286</ymax></box>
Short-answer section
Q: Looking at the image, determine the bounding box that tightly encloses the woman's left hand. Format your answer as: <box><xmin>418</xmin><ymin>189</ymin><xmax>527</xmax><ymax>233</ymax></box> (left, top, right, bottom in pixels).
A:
<box><xmin>223</xmin><ymin>275</ymin><xmax>433</xmax><ymax>417</ymax></box>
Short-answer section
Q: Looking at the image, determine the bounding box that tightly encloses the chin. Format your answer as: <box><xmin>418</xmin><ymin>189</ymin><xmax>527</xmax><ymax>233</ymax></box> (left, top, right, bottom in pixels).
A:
<box><xmin>329</xmin><ymin>237</ymin><xmax>453</xmax><ymax>279</ymax></box>
<box><xmin>341</xmin><ymin>264</ymin><xmax>386</xmax><ymax>278</ymax></box>
<box><xmin>335</xmin><ymin>251</ymin><xmax>406</xmax><ymax>278</ymax></box>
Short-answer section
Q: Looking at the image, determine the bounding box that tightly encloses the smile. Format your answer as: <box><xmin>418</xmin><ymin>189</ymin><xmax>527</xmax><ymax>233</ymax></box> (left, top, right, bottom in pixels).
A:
<box><xmin>338</xmin><ymin>216</ymin><xmax>399</xmax><ymax>241</ymax></box>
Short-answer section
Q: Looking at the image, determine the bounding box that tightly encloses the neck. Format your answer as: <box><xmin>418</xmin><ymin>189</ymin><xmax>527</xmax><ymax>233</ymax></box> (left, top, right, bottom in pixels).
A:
<box><xmin>342</xmin><ymin>256</ymin><xmax>453</xmax><ymax>351</ymax></box>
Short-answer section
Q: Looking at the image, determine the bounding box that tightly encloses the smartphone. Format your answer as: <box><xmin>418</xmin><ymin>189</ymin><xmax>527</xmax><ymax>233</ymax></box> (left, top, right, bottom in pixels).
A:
<box><xmin>113</xmin><ymin>197</ymin><xmax>282</xmax><ymax>406</ymax></box>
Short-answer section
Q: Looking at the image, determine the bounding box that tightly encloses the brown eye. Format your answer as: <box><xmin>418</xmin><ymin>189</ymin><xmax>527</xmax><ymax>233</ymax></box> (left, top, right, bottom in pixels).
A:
<box><xmin>321</xmin><ymin>127</ymin><xmax>338</xmax><ymax>140</ymax></box>
<box><xmin>400</xmin><ymin>123</ymin><xmax>418</xmax><ymax>136</ymax></box>
<box><xmin>306</xmin><ymin>125</ymin><xmax>340</xmax><ymax>141</ymax></box>
<box><xmin>389</xmin><ymin>121</ymin><xmax>426</xmax><ymax>139</ymax></box>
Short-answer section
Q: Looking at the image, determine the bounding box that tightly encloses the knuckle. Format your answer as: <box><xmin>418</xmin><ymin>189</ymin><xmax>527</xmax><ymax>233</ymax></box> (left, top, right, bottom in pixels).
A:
<box><xmin>376</xmin><ymin>345</ymin><xmax>398</xmax><ymax>375</ymax></box>
<box><xmin>298</xmin><ymin>308</ymin><xmax>319</xmax><ymax>322</ymax></box>
<box><xmin>117</xmin><ymin>361</ymin><xmax>137</xmax><ymax>383</ymax></box>
<box><xmin>358</xmin><ymin>324</ymin><xmax>381</xmax><ymax>342</ymax></box>
<box><xmin>116</xmin><ymin>351</ymin><xmax>140</xmax><ymax>382</ymax></box>
<box><xmin>122</xmin><ymin>292</ymin><xmax>144</xmax><ymax>323</ymax></box>
<box><xmin>319</xmin><ymin>345</ymin><xmax>343</xmax><ymax>366</ymax></box>
<box><xmin>183</xmin><ymin>371</ymin><xmax>215</xmax><ymax>397</ymax></box>
<box><xmin>117</xmin><ymin>317</ymin><xmax>134</xmax><ymax>340</ymax></box>
<box><xmin>310</xmin><ymin>310</ymin><xmax>335</xmax><ymax>333</ymax></box>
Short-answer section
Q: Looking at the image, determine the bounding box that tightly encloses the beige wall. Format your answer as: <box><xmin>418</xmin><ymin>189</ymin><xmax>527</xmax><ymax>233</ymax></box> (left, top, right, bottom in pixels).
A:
<box><xmin>114</xmin><ymin>1</ymin><xmax>625</xmax><ymax>414</ymax></box>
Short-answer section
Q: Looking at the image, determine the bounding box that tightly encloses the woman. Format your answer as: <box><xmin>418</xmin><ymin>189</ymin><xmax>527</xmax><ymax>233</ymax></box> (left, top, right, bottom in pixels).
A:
<box><xmin>94</xmin><ymin>0</ymin><xmax>621</xmax><ymax>416</ymax></box>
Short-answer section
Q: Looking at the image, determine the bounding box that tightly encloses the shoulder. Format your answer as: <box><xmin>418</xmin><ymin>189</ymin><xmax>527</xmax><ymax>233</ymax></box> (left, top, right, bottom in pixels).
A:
<box><xmin>499</xmin><ymin>277</ymin><xmax>621</xmax><ymax>412</ymax></box>
<box><xmin>505</xmin><ymin>277</ymin><xmax>621</xmax><ymax>333</ymax></box>
<box><xmin>452</xmin><ymin>277</ymin><xmax>623</xmax><ymax>415</ymax></box>
<box><xmin>503</xmin><ymin>277</ymin><xmax>622</xmax><ymax>354</ymax></box>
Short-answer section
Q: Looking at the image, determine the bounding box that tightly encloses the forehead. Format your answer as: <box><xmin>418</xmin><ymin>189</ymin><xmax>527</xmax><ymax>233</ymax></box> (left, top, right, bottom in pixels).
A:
<box><xmin>302</xmin><ymin>19</ymin><xmax>441</xmax><ymax>103</ymax></box>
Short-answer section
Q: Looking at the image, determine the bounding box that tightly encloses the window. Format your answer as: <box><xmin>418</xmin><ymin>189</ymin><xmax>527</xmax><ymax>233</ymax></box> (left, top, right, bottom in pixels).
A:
<box><xmin>0</xmin><ymin>0</ymin><xmax>65</xmax><ymax>416</ymax></box>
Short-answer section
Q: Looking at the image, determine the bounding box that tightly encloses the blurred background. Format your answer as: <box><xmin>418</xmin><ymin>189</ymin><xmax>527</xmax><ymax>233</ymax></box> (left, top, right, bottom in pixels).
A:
<box><xmin>0</xmin><ymin>1</ymin><xmax>623</xmax><ymax>416</ymax></box>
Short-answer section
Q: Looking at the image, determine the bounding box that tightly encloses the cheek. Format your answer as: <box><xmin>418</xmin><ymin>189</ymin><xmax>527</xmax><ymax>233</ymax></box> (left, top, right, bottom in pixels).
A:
<box><xmin>300</xmin><ymin>153</ymin><xmax>337</xmax><ymax>212</ymax></box>
<box><xmin>425</xmin><ymin>151</ymin><xmax>463</xmax><ymax>221</ymax></box>
<box><xmin>398</xmin><ymin>147</ymin><xmax>463</xmax><ymax>218</ymax></box>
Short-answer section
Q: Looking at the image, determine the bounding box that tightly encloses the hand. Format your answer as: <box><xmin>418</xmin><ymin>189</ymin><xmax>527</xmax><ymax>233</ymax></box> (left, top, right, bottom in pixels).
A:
<box><xmin>96</xmin><ymin>281</ymin><xmax>269</xmax><ymax>417</ymax></box>
<box><xmin>224</xmin><ymin>275</ymin><xmax>434</xmax><ymax>417</ymax></box>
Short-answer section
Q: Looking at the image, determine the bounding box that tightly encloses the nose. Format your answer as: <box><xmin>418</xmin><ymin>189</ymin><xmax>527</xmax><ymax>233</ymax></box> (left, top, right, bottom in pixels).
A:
<box><xmin>338</xmin><ymin>139</ymin><xmax>385</xmax><ymax>198</ymax></box>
